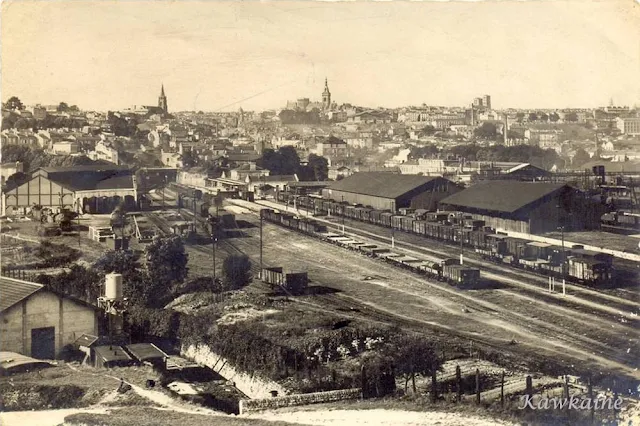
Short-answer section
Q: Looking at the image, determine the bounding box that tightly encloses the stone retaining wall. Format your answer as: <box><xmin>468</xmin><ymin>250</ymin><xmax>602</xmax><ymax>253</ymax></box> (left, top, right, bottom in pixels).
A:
<box><xmin>238</xmin><ymin>388</ymin><xmax>362</xmax><ymax>414</ymax></box>
<box><xmin>181</xmin><ymin>344</ymin><xmax>287</xmax><ymax>399</ymax></box>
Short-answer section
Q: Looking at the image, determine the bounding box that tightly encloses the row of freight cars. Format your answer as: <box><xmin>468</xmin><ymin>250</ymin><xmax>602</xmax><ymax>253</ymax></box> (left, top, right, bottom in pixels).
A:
<box><xmin>261</xmin><ymin>208</ymin><xmax>481</xmax><ymax>287</ymax></box>
<box><xmin>276</xmin><ymin>193</ymin><xmax>614</xmax><ymax>286</ymax></box>
<box><xmin>601</xmin><ymin>211</ymin><xmax>640</xmax><ymax>230</ymax></box>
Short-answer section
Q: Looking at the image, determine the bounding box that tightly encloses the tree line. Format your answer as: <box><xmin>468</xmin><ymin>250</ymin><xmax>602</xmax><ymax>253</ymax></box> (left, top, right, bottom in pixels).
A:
<box><xmin>259</xmin><ymin>146</ymin><xmax>329</xmax><ymax>181</ymax></box>
<box><xmin>408</xmin><ymin>143</ymin><xmax>565</xmax><ymax>170</ymax></box>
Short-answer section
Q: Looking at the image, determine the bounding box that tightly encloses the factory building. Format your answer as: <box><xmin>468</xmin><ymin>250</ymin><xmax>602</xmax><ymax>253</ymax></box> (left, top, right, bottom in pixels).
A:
<box><xmin>322</xmin><ymin>172</ymin><xmax>461</xmax><ymax>212</ymax></box>
<box><xmin>2</xmin><ymin>165</ymin><xmax>137</xmax><ymax>216</ymax></box>
<box><xmin>439</xmin><ymin>181</ymin><xmax>603</xmax><ymax>234</ymax></box>
<box><xmin>0</xmin><ymin>277</ymin><xmax>98</xmax><ymax>359</ymax></box>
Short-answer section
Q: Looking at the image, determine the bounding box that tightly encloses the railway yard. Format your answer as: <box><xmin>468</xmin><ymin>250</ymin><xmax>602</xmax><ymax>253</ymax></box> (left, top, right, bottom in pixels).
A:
<box><xmin>138</xmin><ymin>186</ymin><xmax>639</xmax><ymax>396</ymax></box>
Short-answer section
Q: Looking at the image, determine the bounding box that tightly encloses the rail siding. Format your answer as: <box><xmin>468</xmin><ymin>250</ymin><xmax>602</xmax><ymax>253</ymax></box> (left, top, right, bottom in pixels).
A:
<box><xmin>504</xmin><ymin>231</ymin><xmax>640</xmax><ymax>262</ymax></box>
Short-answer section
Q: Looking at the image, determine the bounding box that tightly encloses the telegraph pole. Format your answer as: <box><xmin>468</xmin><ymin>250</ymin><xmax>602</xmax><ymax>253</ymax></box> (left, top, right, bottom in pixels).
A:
<box><xmin>459</xmin><ymin>213</ymin><xmax>464</xmax><ymax>265</ymax></box>
<box><xmin>259</xmin><ymin>208</ymin><xmax>263</xmax><ymax>278</ymax></box>
<box><xmin>212</xmin><ymin>235</ymin><xmax>217</xmax><ymax>282</ymax></box>
<box><xmin>341</xmin><ymin>195</ymin><xmax>345</xmax><ymax>234</ymax></box>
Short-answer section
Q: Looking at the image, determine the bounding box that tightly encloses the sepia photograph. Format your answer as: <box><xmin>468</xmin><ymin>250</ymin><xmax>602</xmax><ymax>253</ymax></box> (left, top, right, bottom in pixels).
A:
<box><xmin>0</xmin><ymin>1</ymin><xmax>639</xmax><ymax>425</ymax></box>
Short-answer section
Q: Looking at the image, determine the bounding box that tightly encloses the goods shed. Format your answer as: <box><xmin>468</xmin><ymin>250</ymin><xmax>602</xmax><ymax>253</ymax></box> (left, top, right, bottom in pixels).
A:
<box><xmin>322</xmin><ymin>172</ymin><xmax>460</xmax><ymax>212</ymax></box>
<box><xmin>439</xmin><ymin>181</ymin><xmax>603</xmax><ymax>234</ymax></box>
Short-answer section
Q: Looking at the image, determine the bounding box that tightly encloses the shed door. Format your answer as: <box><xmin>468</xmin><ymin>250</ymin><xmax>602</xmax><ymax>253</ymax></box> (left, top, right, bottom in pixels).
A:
<box><xmin>31</xmin><ymin>327</ymin><xmax>56</xmax><ymax>359</ymax></box>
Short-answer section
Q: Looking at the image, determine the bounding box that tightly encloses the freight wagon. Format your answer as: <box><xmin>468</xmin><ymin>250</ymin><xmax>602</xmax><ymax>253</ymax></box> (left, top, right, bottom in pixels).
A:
<box><xmin>261</xmin><ymin>267</ymin><xmax>308</xmax><ymax>295</ymax></box>
<box><xmin>271</xmin><ymin>194</ymin><xmax>615</xmax><ymax>286</ymax></box>
<box><xmin>260</xmin><ymin>208</ymin><xmax>481</xmax><ymax>287</ymax></box>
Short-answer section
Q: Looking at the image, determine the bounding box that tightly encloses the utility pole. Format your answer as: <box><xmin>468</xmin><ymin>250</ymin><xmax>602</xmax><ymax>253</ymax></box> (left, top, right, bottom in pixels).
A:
<box><xmin>162</xmin><ymin>177</ymin><xmax>166</xmax><ymax>211</ymax></box>
<box><xmin>212</xmin><ymin>235</ymin><xmax>217</xmax><ymax>282</ymax></box>
<box><xmin>259</xmin><ymin>208</ymin><xmax>263</xmax><ymax>278</ymax></box>
<box><xmin>560</xmin><ymin>224</ymin><xmax>566</xmax><ymax>296</ymax></box>
<box><xmin>391</xmin><ymin>201</ymin><xmax>395</xmax><ymax>248</ymax></box>
<box><xmin>459</xmin><ymin>212</ymin><xmax>464</xmax><ymax>265</ymax></box>
<box><xmin>341</xmin><ymin>195</ymin><xmax>345</xmax><ymax>234</ymax></box>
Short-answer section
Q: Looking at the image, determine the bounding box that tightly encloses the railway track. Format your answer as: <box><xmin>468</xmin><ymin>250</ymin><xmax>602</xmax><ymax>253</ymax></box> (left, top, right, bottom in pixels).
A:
<box><xmin>228</xmin><ymin>200</ymin><xmax>640</xmax><ymax>376</ymax></box>
<box><xmin>259</xmin><ymin>200</ymin><xmax>639</xmax><ymax>317</ymax></box>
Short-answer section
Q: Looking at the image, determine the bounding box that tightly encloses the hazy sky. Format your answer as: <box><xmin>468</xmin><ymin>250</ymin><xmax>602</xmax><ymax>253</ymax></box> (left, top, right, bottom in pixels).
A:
<box><xmin>2</xmin><ymin>0</ymin><xmax>639</xmax><ymax>112</ymax></box>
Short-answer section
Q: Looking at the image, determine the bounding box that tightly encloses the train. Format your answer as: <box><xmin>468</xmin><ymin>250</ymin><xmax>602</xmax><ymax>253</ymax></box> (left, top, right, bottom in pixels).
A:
<box><xmin>169</xmin><ymin>183</ymin><xmax>212</xmax><ymax>218</ymax></box>
<box><xmin>261</xmin><ymin>208</ymin><xmax>481</xmax><ymax>287</ymax></box>
<box><xmin>275</xmin><ymin>192</ymin><xmax>614</xmax><ymax>286</ymax></box>
<box><xmin>601</xmin><ymin>211</ymin><xmax>640</xmax><ymax>230</ymax></box>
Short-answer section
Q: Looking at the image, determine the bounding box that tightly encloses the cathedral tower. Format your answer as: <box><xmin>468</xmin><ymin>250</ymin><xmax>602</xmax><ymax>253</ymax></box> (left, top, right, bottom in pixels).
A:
<box><xmin>158</xmin><ymin>84</ymin><xmax>168</xmax><ymax>114</ymax></box>
<box><xmin>322</xmin><ymin>78</ymin><xmax>331</xmax><ymax>110</ymax></box>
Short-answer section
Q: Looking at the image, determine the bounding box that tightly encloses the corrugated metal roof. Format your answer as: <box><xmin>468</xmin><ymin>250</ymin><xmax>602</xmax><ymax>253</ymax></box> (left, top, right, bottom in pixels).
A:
<box><xmin>326</xmin><ymin>172</ymin><xmax>446</xmax><ymax>199</ymax></box>
<box><xmin>0</xmin><ymin>352</ymin><xmax>53</xmax><ymax>372</ymax></box>
<box><xmin>440</xmin><ymin>181</ymin><xmax>568</xmax><ymax>214</ymax></box>
<box><xmin>125</xmin><ymin>343</ymin><xmax>168</xmax><ymax>362</ymax></box>
<box><xmin>0</xmin><ymin>277</ymin><xmax>43</xmax><ymax>313</ymax></box>
<box><xmin>94</xmin><ymin>345</ymin><xmax>133</xmax><ymax>362</ymax></box>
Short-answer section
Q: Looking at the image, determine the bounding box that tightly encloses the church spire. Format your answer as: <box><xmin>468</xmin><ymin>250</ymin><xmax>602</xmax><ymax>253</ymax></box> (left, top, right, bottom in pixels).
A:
<box><xmin>158</xmin><ymin>84</ymin><xmax>168</xmax><ymax>114</ymax></box>
<box><xmin>322</xmin><ymin>77</ymin><xmax>331</xmax><ymax>110</ymax></box>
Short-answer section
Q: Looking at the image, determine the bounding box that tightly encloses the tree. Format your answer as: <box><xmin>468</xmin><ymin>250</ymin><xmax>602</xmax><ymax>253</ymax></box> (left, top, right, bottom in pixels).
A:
<box><xmin>145</xmin><ymin>235</ymin><xmax>189</xmax><ymax>306</ymax></box>
<box><xmin>549</xmin><ymin>112</ymin><xmax>560</xmax><ymax>122</ymax></box>
<box><xmin>539</xmin><ymin>113</ymin><xmax>549</xmax><ymax>122</ymax></box>
<box><xmin>221</xmin><ymin>254</ymin><xmax>252</xmax><ymax>291</ymax></box>
<box><xmin>5</xmin><ymin>96</ymin><xmax>24</xmax><ymax>111</ymax></box>
<box><xmin>36</xmin><ymin>264</ymin><xmax>101</xmax><ymax>303</ymax></box>
<box><xmin>473</xmin><ymin>122</ymin><xmax>498</xmax><ymax>140</ymax></box>
<box><xmin>181</xmin><ymin>149</ymin><xmax>199</xmax><ymax>168</ymax></box>
<box><xmin>306</xmin><ymin>154</ymin><xmax>329</xmax><ymax>181</ymax></box>
<box><xmin>57</xmin><ymin>102</ymin><xmax>69</xmax><ymax>112</ymax></box>
<box><xmin>409</xmin><ymin>144</ymin><xmax>439</xmax><ymax>159</ymax></box>
<box><xmin>278</xmin><ymin>146</ymin><xmax>301</xmax><ymax>175</ymax></box>
<box><xmin>572</xmin><ymin>148</ymin><xmax>591</xmax><ymax>168</ymax></box>
<box><xmin>4</xmin><ymin>172</ymin><xmax>28</xmax><ymax>190</ymax></box>
<box><xmin>565</xmin><ymin>112</ymin><xmax>579</xmax><ymax>122</ymax></box>
<box><xmin>391</xmin><ymin>334</ymin><xmax>441</xmax><ymax>394</ymax></box>
<box><xmin>93</xmin><ymin>250</ymin><xmax>151</xmax><ymax>305</ymax></box>
<box><xmin>528</xmin><ymin>112</ymin><xmax>538</xmax><ymax>122</ymax></box>
<box><xmin>515</xmin><ymin>112</ymin><xmax>525</xmax><ymax>123</ymax></box>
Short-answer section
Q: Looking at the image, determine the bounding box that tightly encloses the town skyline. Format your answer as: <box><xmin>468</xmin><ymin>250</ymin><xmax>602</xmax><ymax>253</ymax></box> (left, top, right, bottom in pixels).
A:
<box><xmin>2</xmin><ymin>1</ymin><xmax>639</xmax><ymax>112</ymax></box>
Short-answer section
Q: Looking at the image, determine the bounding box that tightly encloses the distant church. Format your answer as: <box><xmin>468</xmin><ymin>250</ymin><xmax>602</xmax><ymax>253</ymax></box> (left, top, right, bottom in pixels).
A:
<box><xmin>158</xmin><ymin>84</ymin><xmax>168</xmax><ymax>114</ymax></box>
<box><xmin>286</xmin><ymin>78</ymin><xmax>334</xmax><ymax>112</ymax></box>
<box><xmin>322</xmin><ymin>78</ymin><xmax>331</xmax><ymax>110</ymax></box>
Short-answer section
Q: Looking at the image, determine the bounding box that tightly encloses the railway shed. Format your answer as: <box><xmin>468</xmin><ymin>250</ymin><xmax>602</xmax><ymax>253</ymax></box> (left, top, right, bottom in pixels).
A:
<box><xmin>2</xmin><ymin>165</ymin><xmax>137</xmax><ymax>216</ymax></box>
<box><xmin>439</xmin><ymin>181</ymin><xmax>604</xmax><ymax>234</ymax></box>
<box><xmin>322</xmin><ymin>172</ymin><xmax>460</xmax><ymax>212</ymax></box>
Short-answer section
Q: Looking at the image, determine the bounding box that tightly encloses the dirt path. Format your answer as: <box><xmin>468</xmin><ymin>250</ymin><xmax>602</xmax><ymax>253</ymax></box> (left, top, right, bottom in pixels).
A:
<box><xmin>249</xmin><ymin>408</ymin><xmax>516</xmax><ymax>426</ymax></box>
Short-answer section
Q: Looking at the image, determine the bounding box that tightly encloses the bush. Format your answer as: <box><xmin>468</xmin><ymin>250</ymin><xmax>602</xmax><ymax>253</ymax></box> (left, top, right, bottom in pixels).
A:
<box><xmin>221</xmin><ymin>255</ymin><xmax>252</xmax><ymax>291</ymax></box>
<box><xmin>34</xmin><ymin>241</ymin><xmax>81</xmax><ymax>268</ymax></box>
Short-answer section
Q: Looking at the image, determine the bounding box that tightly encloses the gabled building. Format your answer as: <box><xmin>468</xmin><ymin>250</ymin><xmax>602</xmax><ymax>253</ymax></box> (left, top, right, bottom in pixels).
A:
<box><xmin>439</xmin><ymin>181</ymin><xmax>603</xmax><ymax>234</ymax></box>
<box><xmin>322</xmin><ymin>172</ymin><xmax>460</xmax><ymax>212</ymax></box>
<box><xmin>0</xmin><ymin>277</ymin><xmax>98</xmax><ymax>359</ymax></box>
<box><xmin>2</xmin><ymin>165</ymin><xmax>137</xmax><ymax>215</ymax></box>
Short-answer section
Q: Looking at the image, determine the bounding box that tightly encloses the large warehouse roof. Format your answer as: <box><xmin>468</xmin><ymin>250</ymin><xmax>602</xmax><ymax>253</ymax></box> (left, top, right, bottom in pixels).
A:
<box><xmin>327</xmin><ymin>172</ymin><xmax>446</xmax><ymax>199</ymax></box>
<box><xmin>440</xmin><ymin>181</ymin><xmax>568</xmax><ymax>214</ymax></box>
<box><xmin>34</xmin><ymin>166</ymin><xmax>135</xmax><ymax>192</ymax></box>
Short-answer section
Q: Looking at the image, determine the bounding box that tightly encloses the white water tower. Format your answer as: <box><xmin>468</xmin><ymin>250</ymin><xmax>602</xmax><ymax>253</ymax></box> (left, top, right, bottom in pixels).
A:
<box><xmin>98</xmin><ymin>273</ymin><xmax>127</xmax><ymax>345</ymax></box>
<box><xmin>105</xmin><ymin>273</ymin><xmax>124</xmax><ymax>301</ymax></box>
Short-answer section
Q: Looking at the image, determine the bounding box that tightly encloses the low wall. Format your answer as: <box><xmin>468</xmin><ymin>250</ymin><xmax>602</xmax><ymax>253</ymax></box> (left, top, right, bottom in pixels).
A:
<box><xmin>504</xmin><ymin>230</ymin><xmax>640</xmax><ymax>262</ymax></box>
<box><xmin>181</xmin><ymin>344</ymin><xmax>288</xmax><ymax>399</ymax></box>
<box><xmin>239</xmin><ymin>388</ymin><xmax>362</xmax><ymax>414</ymax></box>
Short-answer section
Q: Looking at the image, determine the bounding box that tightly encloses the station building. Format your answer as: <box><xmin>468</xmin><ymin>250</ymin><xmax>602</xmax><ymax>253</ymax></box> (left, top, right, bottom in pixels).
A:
<box><xmin>2</xmin><ymin>165</ymin><xmax>137</xmax><ymax>215</ymax></box>
<box><xmin>322</xmin><ymin>172</ymin><xmax>461</xmax><ymax>212</ymax></box>
<box><xmin>439</xmin><ymin>181</ymin><xmax>604</xmax><ymax>234</ymax></box>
